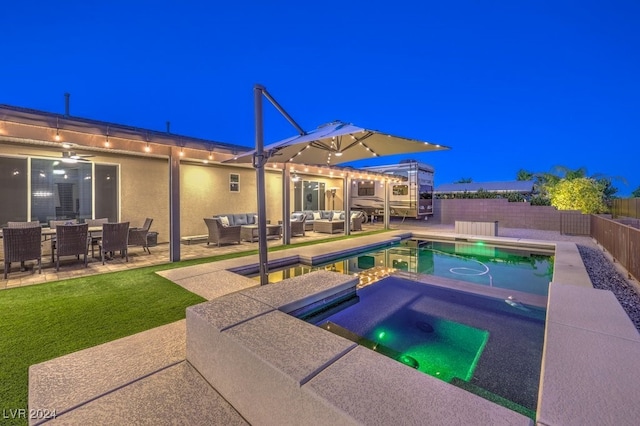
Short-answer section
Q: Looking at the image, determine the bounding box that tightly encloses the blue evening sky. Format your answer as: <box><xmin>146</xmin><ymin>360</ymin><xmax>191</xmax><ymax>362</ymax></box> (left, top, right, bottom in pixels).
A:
<box><xmin>2</xmin><ymin>1</ymin><xmax>638</xmax><ymax>195</ymax></box>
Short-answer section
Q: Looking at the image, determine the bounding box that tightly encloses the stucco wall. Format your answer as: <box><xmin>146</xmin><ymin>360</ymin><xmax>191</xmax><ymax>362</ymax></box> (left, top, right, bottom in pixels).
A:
<box><xmin>180</xmin><ymin>164</ymin><xmax>285</xmax><ymax>237</ymax></box>
<box><xmin>118</xmin><ymin>155</ymin><xmax>170</xmax><ymax>243</ymax></box>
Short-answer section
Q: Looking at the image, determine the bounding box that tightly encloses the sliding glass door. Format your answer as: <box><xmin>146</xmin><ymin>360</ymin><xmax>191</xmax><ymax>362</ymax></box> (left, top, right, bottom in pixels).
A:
<box><xmin>0</xmin><ymin>155</ymin><xmax>119</xmax><ymax>226</ymax></box>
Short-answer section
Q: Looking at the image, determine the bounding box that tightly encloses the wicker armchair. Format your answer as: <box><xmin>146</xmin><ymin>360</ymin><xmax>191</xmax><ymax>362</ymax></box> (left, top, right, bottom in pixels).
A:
<box><xmin>350</xmin><ymin>211</ymin><xmax>364</xmax><ymax>231</ymax></box>
<box><xmin>53</xmin><ymin>223</ymin><xmax>90</xmax><ymax>271</ymax></box>
<box><xmin>85</xmin><ymin>218</ymin><xmax>109</xmax><ymax>258</ymax></box>
<box><xmin>2</xmin><ymin>226</ymin><xmax>42</xmax><ymax>279</ymax></box>
<box><xmin>99</xmin><ymin>222</ymin><xmax>130</xmax><ymax>265</ymax></box>
<box><xmin>291</xmin><ymin>216</ymin><xmax>306</xmax><ymax>237</ymax></box>
<box><xmin>128</xmin><ymin>218</ymin><xmax>153</xmax><ymax>254</ymax></box>
<box><xmin>204</xmin><ymin>218</ymin><xmax>241</xmax><ymax>247</ymax></box>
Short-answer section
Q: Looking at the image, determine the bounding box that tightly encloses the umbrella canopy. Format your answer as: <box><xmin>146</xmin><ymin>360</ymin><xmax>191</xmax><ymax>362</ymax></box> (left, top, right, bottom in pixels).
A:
<box><xmin>224</xmin><ymin>121</ymin><xmax>450</xmax><ymax>166</ymax></box>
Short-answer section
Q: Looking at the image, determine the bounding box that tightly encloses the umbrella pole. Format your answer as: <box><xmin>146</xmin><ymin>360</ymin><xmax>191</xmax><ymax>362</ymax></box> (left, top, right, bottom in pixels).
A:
<box><xmin>254</xmin><ymin>85</ymin><xmax>269</xmax><ymax>285</ymax></box>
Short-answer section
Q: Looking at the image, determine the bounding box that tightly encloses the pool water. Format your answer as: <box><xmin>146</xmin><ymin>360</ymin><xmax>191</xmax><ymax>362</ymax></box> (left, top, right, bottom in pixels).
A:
<box><xmin>258</xmin><ymin>239</ymin><xmax>554</xmax><ymax>296</ymax></box>
<box><xmin>298</xmin><ymin>275</ymin><xmax>545</xmax><ymax>418</ymax></box>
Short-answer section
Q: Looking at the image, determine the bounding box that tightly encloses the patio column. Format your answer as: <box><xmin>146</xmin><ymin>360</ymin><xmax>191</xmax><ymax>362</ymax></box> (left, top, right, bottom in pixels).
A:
<box><xmin>384</xmin><ymin>179</ymin><xmax>390</xmax><ymax>229</ymax></box>
<box><xmin>169</xmin><ymin>147</ymin><xmax>181</xmax><ymax>262</ymax></box>
<box><xmin>344</xmin><ymin>174</ymin><xmax>351</xmax><ymax>235</ymax></box>
<box><xmin>282</xmin><ymin>167</ymin><xmax>291</xmax><ymax>245</ymax></box>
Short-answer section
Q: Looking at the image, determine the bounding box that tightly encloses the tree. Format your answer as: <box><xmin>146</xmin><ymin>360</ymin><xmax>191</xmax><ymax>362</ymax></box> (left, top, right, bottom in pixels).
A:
<box><xmin>456</xmin><ymin>178</ymin><xmax>472</xmax><ymax>183</ymax></box>
<box><xmin>516</xmin><ymin>169</ymin><xmax>534</xmax><ymax>181</ymax></box>
<box><xmin>632</xmin><ymin>186</ymin><xmax>640</xmax><ymax>198</ymax></box>
<box><xmin>547</xmin><ymin>177</ymin><xmax>607</xmax><ymax>214</ymax></box>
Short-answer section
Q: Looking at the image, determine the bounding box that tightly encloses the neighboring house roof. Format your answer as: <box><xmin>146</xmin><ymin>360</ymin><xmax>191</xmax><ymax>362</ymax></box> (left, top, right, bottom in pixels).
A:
<box><xmin>434</xmin><ymin>180</ymin><xmax>535</xmax><ymax>194</ymax></box>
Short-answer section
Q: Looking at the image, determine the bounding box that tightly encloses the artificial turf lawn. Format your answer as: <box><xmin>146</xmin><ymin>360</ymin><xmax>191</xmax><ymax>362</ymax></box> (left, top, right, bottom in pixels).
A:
<box><xmin>0</xmin><ymin>229</ymin><xmax>390</xmax><ymax>425</ymax></box>
<box><xmin>0</xmin><ymin>268</ymin><xmax>205</xmax><ymax>425</ymax></box>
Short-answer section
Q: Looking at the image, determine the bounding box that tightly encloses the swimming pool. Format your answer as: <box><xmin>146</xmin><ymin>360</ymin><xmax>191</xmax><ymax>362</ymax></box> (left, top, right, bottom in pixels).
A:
<box><xmin>256</xmin><ymin>238</ymin><xmax>554</xmax><ymax>296</ymax></box>
<box><xmin>296</xmin><ymin>275</ymin><xmax>545</xmax><ymax>418</ymax></box>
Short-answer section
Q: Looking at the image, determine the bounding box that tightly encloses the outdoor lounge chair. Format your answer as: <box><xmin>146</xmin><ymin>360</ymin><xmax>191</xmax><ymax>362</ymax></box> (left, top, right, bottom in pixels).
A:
<box><xmin>99</xmin><ymin>222</ymin><xmax>129</xmax><ymax>265</ymax></box>
<box><xmin>53</xmin><ymin>223</ymin><xmax>89</xmax><ymax>271</ymax></box>
<box><xmin>2</xmin><ymin>226</ymin><xmax>42</xmax><ymax>279</ymax></box>
<box><xmin>128</xmin><ymin>218</ymin><xmax>153</xmax><ymax>254</ymax></box>
<box><xmin>204</xmin><ymin>217</ymin><xmax>241</xmax><ymax>247</ymax></box>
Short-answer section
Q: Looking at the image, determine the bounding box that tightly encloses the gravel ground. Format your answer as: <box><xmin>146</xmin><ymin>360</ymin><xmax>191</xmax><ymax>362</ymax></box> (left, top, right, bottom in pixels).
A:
<box><xmin>395</xmin><ymin>221</ymin><xmax>640</xmax><ymax>333</ymax></box>
<box><xmin>577</xmin><ymin>244</ymin><xmax>640</xmax><ymax>332</ymax></box>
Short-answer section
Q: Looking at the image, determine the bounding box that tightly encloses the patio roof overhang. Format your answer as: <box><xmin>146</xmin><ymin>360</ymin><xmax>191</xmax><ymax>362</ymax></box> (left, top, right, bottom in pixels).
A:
<box><xmin>0</xmin><ymin>104</ymin><xmax>248</xmax><ymax>162</ymax></box>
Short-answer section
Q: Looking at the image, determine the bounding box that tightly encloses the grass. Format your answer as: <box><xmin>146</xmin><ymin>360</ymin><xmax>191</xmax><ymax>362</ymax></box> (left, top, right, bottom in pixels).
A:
<box><xmin>0</xmin><ymin>229</ymin><xmax>390</xmax><ymax>424</ymax></box>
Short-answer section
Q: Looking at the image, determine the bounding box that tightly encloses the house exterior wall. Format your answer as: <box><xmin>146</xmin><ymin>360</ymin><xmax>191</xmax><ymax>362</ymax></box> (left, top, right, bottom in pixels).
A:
<box><xmin>119</xmin><ymin>155</ymin><xmax>170</xmax><ymax>243</ymax></box>
<box><xmin>181</xmin><ymin>164</ymin><xmax>285</xmax><ymax>238</ymax></box>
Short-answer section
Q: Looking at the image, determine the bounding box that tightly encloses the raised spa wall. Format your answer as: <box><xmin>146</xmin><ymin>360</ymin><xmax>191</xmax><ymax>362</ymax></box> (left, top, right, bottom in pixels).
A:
<box><xmin>186</xmin><ymin>269</ymin><xmax>533</xmax><ymax>425</ymax></box>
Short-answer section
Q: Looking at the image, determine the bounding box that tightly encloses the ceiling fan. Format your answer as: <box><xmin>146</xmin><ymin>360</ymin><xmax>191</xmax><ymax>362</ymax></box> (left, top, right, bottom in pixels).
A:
<box><xmin>62</xmin><ymin>151</ymin><xmax>94</xmax><ymax>161</ymax></box>
<box><xmin>21</xmin><ymin>150</ymin><xmax>95</xmax><ymax>162</ymax></box>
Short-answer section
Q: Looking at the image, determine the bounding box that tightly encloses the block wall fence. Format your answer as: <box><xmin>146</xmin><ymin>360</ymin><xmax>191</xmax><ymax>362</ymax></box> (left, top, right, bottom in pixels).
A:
<box><xmin>433</xmin><ymin>198</ymin><xmax>590</xmax><ymax>234</ymax></box>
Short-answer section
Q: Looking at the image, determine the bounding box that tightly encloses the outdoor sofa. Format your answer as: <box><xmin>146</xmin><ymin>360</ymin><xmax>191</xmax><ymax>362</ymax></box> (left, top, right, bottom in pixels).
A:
<box><xmin>293</xmin><ymin>210</ymin><xmax>364</xmax><ymax>232</ymax></box>
<box><xmin>204</xmin><ymin>213</ymin><xmax>259</xmax><ymax>247</ymax></box>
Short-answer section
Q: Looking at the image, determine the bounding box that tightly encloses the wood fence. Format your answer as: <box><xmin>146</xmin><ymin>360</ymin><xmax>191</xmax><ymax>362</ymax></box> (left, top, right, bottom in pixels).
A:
<box><xmin>612</xmin><ymin>198</ymin><xmax>640</xmax><ymax>219</ymax></box>
<box><xmin>591</xmin><ymin>215</ymin><xmax>640</xmax><ymax>282</ymax></box>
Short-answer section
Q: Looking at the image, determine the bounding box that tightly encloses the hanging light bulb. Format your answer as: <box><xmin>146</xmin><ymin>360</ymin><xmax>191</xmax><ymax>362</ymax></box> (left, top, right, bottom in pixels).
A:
<box><xmin>144</xmin><ymin>143</ymin><xmax>151</xmax><ymax>153</ymax></box>
<box><xmin>54</xmin><ymin>118</ymin><xmax>61</xmax><ymax>141</ymax></box>
<box><xmin>104</xmin><ymin>127</ymin><xmax>111</xmax><ymax>148</ymax></box>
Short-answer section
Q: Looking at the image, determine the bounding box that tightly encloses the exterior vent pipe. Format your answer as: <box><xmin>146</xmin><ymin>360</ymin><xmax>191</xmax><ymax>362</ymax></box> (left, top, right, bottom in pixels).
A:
<box><xmin>166</xmin><ymin>121</ymin><xmax>171</xmax><ymax>133</ymax></box>
<box><xmin>64</xmin><ymin>93</ymin><xmax>70</xmax><ymax>117</ymax></box>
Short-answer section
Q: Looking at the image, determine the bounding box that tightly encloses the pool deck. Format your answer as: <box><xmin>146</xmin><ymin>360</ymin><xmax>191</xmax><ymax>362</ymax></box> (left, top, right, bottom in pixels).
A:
<box><xmin>29</xmin><ymin>229</ymin><xmax>640</xmax><ymax>425</ymax></box>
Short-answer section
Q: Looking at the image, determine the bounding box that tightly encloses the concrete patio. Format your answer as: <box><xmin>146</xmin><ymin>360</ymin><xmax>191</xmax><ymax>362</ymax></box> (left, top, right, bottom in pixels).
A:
<box><xmin>27</xmin><ymin>224</ymin><xmax>640</xmax><ymax>425</ymax></box>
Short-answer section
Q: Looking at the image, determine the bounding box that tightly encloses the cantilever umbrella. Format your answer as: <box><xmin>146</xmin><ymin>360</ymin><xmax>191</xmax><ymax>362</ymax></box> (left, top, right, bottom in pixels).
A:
<box><xmin>223</xmin><ymin>118</ymin><xmax>450</xmax><ymax>286</ymax></box>
<box><xmin>224</xmin><ymin>120</ymin><xmax>449</xmax><ymax>166</ymax></box>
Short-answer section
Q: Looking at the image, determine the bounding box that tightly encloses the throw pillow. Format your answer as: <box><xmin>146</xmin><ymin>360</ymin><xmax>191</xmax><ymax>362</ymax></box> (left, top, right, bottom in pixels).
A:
<box><xmin>219</xmin><ymin>216</ymin><xmax>230</xmax><ymax>227</ymax></box>
<box><xmin>351</xmin><ymin>212</ymin><xmax>359</xmax><ymax>219</ymax></box>
<box><xmin>313</xmin><ymin>212</ymin><xmax>321</xmax><ymax>221</ymax></box>
<box><xmin>332</xmin><ymin>212</ymin><xmax>342</xmax><ymax>221</ymax></box>
<box><xmin>254</xmin><ymin>215</ymin><xmax>258</xmax><ymax>223</ymax></box>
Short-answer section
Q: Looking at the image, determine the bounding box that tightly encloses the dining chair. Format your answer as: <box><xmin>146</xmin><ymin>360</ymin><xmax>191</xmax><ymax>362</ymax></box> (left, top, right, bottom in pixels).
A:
<box><xmin>85</xmin><ymin>218</ymin><xmax>109</xmax><ymax>258</ymax></box>
<box><xmin>53</xmin><ymin>223</ymin><xmax>90</xmax><ymax>271</ymax></box>
<box><xmin>7</xmin><ymin>221</ymin><xmax>41</xmax><ymax>228</ymax></box>
<box><xmin>99</xmin><ymin>222</ymin><xmax>130</xmax><ymax>265</ymax></box>
<box><xmin>2</xmin><ymin>226</ymin><xmax>42</xmax><ymax>279</ymax></box>
<box><xmin>128</xmin><ymin>218</ymin><xmax>153</xmax><ymax>254</ymax></box>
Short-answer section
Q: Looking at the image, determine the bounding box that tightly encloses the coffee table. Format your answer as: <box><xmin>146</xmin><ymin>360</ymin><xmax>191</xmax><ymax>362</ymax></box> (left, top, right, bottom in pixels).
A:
<box><xmin>313</xmin><ymin>220</ymin><xmax>344</xmax><ymax>234</ymax></box>
<box><xmin>240</xmin><ymin>224</ymin><xmax>282</xmax><ymax>242</ymax></box>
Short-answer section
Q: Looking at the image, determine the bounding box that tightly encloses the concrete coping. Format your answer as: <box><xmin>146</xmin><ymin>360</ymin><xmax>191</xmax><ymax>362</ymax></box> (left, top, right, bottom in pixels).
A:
<box><xmin>537</xmin><ymin>282</ymin><xmax>640</xmax><ymax>425</ymax></box>
<box><xmin>186</xmin><ymin>270</ymin><xmax>533</xmax><ymax>425</ymax></box>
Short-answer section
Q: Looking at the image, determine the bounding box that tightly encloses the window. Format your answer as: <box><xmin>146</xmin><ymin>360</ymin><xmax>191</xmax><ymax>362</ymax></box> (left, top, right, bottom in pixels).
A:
<box><xmin>230</xmin><ymin>173</ymin><xmax>240</xmax><ymax>192</ymax></box>
<box><xmin>420</xmin><ymin>184</ymin><xmax>433</xmax><ymax>199</ymax></box>
<box><xmin>31</xmin><ymin>158</ymin><xmax>93</xmax><ymax>223</ymax></box>
<box><xmin>357</xmin><ymin>181</ymin><xmax>375</xmax><ymax>196</ymax></box>
<box><xmin>0</xmin><ymin>155</ymin><xmax>119</xmax><ymax>225</ymax></box>
<box><xmin>392</xmin><ymin>185</ymin><xmax>408</xmax><ymax>196</ymax></box>
<box><xmin>95</xmin><ymin>164</ymin><xmax>119</xmax><ymax>221</ymax></box>
<box><xmin>294</xmin><ymin>180</ymin><xmax>325</xmax><ymax>210</ymax></box>
<box><xmin>0</xmin><ymin>157</ymin><xmax>28</xmax><ymax>225</ymax></box>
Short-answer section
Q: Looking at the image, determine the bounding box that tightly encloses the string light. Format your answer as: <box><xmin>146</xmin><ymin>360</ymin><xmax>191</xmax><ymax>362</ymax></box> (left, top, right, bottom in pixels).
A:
<box><xmin>54</xmin><ymin>118</ymin><xmax>61</xmax><ymax>141</ymax></box>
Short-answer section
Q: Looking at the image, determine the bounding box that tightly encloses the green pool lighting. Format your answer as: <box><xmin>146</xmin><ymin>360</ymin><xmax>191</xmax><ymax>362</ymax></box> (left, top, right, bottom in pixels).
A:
<box><xmin>378</xmin><ymin>331</ymin><xmax>386</xmax><ymax>339</ymax></box>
